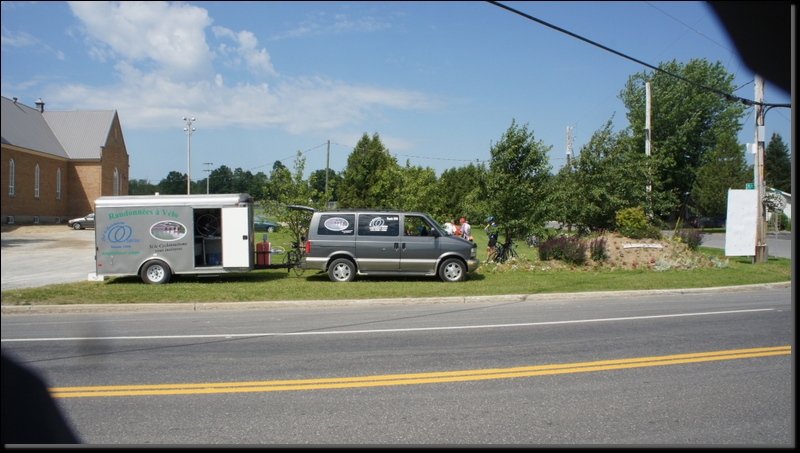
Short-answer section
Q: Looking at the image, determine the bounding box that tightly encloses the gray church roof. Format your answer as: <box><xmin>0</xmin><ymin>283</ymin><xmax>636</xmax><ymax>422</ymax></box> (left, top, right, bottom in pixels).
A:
<box><xmin>1</xmin><ymin>96</ymin><xmax>68</xmax><ymax>159</ymax></box>
<box><xmin>1</xmin><ymin>96</ymin><xmax>117</xmax><ymax>160</ymax></box>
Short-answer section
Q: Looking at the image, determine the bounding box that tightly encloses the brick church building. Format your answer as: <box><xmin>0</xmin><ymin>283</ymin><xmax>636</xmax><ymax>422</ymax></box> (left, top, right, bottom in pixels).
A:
<box><xmin>1</xmin><ymin>96</ymin><xmax>130</xmax><ymax>225</ymax></box>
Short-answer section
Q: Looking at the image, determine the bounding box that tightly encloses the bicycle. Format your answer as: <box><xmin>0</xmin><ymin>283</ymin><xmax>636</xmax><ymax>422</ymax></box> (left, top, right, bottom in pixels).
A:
<box><xmin>284</xmin><ymin>240</ymin><xmax>306</xmax><ymax>277</ymax></box>
<box><xmin>493</xmin><ymin>239</ymin><xmax>518</xmax><ymax>264</ymax></box>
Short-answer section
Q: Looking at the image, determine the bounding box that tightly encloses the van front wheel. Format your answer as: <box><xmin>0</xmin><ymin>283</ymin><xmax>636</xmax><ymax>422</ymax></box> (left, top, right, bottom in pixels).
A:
<box><xmin>141</xmin><ymin>260</ymin><xmax>171</xmax><ymax>284</ymax></box>
<box><xmin>439</xmin><ymin>258</ymin><xmax>465</xmax><ymax>282</ymax></box>
<box><xmin>328</xmin><ymin>258</ymin><xmax>355</xmax><ymax>282</ymax></box>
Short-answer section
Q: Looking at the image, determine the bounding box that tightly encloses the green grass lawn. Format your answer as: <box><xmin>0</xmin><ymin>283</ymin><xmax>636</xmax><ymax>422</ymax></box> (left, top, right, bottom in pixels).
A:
<box><xmin>0</xmin><ymin>230</ymin><xmax>791</xmax><ymax>306</ymax></box>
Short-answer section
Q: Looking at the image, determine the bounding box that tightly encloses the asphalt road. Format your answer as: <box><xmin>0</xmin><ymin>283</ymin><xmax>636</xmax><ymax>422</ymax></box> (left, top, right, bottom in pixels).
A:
<box><xmin>1</xmin><ymin>287</ymin><xmax>792</xmax><ymax>444</ymax></box>
<box><xmin>0</xmin><ymin>226</ymin><xmax>792</xmax><ymax>292</ymax></box>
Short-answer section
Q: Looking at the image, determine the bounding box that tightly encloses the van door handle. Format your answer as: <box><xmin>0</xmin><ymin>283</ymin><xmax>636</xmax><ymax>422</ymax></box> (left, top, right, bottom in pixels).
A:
<box><xmin>394</xmin><ymin>242</ymin><xmax>399</xmax><ymax>250</ymax></box>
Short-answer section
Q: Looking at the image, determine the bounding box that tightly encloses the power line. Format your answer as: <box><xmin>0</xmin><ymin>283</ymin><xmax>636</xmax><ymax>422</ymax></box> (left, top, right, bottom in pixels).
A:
<box><xmin>644</xmin><ymin>1</ymin><xmax>735</xmax><ymax>54</ymax></box>
<box><xmin>486</xmin><ymin>1</ymin><xmax>790</xmax><ymax>109</ymax></box>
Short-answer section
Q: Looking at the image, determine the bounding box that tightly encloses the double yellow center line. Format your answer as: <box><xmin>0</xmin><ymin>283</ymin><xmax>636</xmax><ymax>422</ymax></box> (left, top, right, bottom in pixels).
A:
<box><xmin>50</xmin><ymin>346</ymin><xmax>790</xmax><ymax>398</ymax></box>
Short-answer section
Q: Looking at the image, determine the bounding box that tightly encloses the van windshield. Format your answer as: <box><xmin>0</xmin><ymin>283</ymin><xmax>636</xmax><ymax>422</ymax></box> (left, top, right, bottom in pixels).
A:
<box><xmin>425</xmin><ymin>215</ymin><xmax>447</xmax><ymax>235</ymax></box>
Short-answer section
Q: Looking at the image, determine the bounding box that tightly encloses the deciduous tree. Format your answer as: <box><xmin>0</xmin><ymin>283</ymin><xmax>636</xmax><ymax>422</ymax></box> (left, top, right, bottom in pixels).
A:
<box><xmin>486</xmin><ymin>120</ymin><xmax>552</xmax><ymax>241</ymax></box>
<box><xmin>619</xmin><ymin>58</ymin><xmax>747</xmax><ymax>211</ymax></box>
<box><xmin>338</xmin><ymin>133</ymin><xmax>400</xmax><ymax>209</ymax></box>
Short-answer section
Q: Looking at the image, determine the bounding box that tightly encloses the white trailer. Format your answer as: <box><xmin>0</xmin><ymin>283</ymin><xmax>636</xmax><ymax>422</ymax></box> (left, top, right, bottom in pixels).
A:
<box><xmin>94</xmin><ymin>193</ymin><xmax>274</xmax><ymax>284</ymax></box>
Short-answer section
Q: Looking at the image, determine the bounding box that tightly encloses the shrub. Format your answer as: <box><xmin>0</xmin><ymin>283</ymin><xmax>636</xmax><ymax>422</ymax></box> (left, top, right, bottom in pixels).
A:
<box><xmin>589</xmin><ymin>237</ymin><xmax>609</xmax><ymax>262</ymax></box>
<box><xmin>778</xmin><ymin>212</ymin><xmax>790</xmax><ymax>232</ymax></box>
<box><xmin>539</xmin><ymin>235</ymin><xmax>587</xmax><ymax>265</ymax></box>
<box><xmin>676</xmin><ymin>229</ymin><xmax>704</xmax><ymax>250</ymax></box>
<box><xmin>616</xmin><ymin>207</ymin><xmax>651</xmax><ymax>239</ymax></box>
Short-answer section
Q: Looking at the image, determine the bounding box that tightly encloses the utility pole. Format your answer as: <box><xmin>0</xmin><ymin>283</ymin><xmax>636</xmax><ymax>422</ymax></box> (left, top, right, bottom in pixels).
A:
<box><xmin>645</xmin><ymin>82</ymin><xmax>652</xmax><ymax>217</ymax></box>
<box><xmin>754</xmin><ymin>75</ymin><xmax>768</xmax><ymax>262</ymax></box>
<box><xmin>325</xmin><ymin>140</ymin><xmax>330</xmax><ymax>198</ymax></box>
<box><xmin>203</xmin><ymin>162</ymin><xmax>213</xmax><ymax>194</ymax></box>
<box><xmin>565</xmin><ymin>126</ymin><xmax>573</xmax><ymax>168</ymax></box>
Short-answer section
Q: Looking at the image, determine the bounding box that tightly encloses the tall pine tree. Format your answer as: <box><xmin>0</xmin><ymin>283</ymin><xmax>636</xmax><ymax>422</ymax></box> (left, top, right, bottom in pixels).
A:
<box><xmin>764</xmin><ymin>132</ymin><xmax>791</xmax><ymax>193</ymax></box>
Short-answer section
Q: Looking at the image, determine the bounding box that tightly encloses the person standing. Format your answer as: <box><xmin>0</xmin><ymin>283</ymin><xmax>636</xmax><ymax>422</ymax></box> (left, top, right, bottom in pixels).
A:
<box><xmin>484</xmin><ymin>217</ymin><xmax>499</xmax><ymax>262</ymax></box>
<box><xmin>444</xmin><ymin>219</ymin><xmax>456</xmax><ymax>235</ymax></box>
<box><xmin>460</xmin><ymin>217</ymin><xmax>472</xmax><ymax>241</ymax></box>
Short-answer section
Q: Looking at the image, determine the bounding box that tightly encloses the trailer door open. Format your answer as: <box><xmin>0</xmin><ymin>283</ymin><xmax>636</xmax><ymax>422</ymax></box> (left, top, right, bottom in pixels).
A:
<box><xmin>222</xmin><ymin>206</ymin><xmax>253</xmax><ymax>268</ymax></box>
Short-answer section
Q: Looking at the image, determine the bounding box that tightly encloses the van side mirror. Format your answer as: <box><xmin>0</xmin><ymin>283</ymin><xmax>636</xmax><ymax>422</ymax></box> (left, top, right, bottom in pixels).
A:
<box><xmin>431</xmin><ymin>229</ymin><xmax>441</xmax><ymax>237</ymax></box>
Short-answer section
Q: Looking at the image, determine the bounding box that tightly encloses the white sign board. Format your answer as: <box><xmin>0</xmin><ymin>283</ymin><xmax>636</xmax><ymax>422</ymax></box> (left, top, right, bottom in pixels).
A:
<box><xmin>725</xmin><ymin>189</ymin><xmax>757</xmax><ymax>256</ymax></box>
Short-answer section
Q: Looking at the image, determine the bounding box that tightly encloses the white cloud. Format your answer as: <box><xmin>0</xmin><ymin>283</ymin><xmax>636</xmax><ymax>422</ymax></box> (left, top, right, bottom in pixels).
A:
<box><xmin>68</xmin><ymin>1</ymin><xmax>215</xmax><ymax>80</ymax></box>
<box><xmin>270</xmin><ymin>11</ymin><xmax>392</xmax><ymax>40</ymax></box>
<box><xmin>212</xmin><ymin>26</ymin><xmax>277</xmax><ymax>77</ymax></box>
<box><xmin>44</xmin><ymin>2</ymin><xmax>442</xmax><ymax>139</ymax></box>
<box><xmin>0</xmin><ymin>25</ymin><xmax>37</xmax><ymax>49</ymax></box>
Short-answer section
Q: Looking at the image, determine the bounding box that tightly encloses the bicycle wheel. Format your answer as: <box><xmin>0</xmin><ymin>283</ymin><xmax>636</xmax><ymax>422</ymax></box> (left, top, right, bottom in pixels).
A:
<box><xmin>495</xmin><ymin>247</ymin><xmax>507</xmax><ymax>264</ymax></box>
<box><xmin>290</xmin><ymin>251</ymin><xmax>306</xmax><ymax>277</ymax></box>
<box><xmin>509</xmin><ymin>246</ymin><xmax>518</xmax><ymax>260</ymax></box>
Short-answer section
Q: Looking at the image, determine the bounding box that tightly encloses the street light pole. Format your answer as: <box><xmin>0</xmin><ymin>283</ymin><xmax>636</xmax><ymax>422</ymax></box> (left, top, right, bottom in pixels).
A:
<box><xmin>204</xmin><ymin>162</ymin><xmax>213</xmax><ymax>194</ymax></box>
<box><xmin>183</xmin><ymin>117</ymin><xmax>196</xmax><ymax>194</ymax></box>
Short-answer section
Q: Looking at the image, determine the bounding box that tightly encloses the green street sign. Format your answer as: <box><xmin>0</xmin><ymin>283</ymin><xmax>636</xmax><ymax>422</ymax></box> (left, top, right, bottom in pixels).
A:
<box><xmin>746</xmin><ymin>183</ymin><xmax>755</xmax><ymax>190</ymax></box>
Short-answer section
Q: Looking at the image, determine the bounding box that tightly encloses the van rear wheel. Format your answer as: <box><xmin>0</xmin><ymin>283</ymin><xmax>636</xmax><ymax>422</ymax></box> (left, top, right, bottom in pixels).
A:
<box><xmin>439</xmin><ymin>258</ymin><xmax>465</xmax><ymax>282</ymax></box>
<box><xmin>328</xmin><ymin>258</ymin><xmax>355</xmax><ymax>282</ymax></box>
<box><xmin>141</xmin><ymin>260</ymin><xmax>171</xmax><ymax>284</ymax></box>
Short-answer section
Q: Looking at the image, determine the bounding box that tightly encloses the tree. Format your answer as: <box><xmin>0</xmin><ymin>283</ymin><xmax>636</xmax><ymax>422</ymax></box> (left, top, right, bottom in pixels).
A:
<box><xmin>544</xmin><ymin>165</ymin><xmax>580</xmax><ymax>230</ymax></box>
<box><xmin>692</xmin><ymin>133</ymin><xmax>751</xmax><ymax>217</ymax></box>
<box><xmin>555</xmin><ymin>119</ymin><xmax>673</xmax><ymax>232</ymax></box>
<box><xmin>231</xmin><ymin>168</ymin><xmax>255</xmax><ymax>194</ymax></box>
<box><xmin>269</xmin><ymin>152</ymin><xmax>321</xmax><ymax>243</ymax></box>
<box><xmin>157</xmin><ymin>171</ymin><xmax>187</xmax><ymax>194</ymax></box>
<box><xmin>397</xmin><ymin>161</ymin><xmax>438</xmax><ymax>214</ymax></box>
<box><xmin>308</xmin><ymin>168</ymin><xmax>342</xmax><ymax>204</ymax></box>
<box><xmin>486</xmin><ymin>120</ymin><xmax>552</xmax><ymax>241</ymax></box>
<box><xmin>765</xmin><ymin>132</ymin><xmax>791</xmax><ymax>193</ymax></box>
<box><xmin>435</xmin><ymin>163</ymin><xmax>488</xmax><ymax>224</ymax></box>
<box><xmin>128</xmin><ymin>178</ymin><xmax>157</xmax><ymax>195</ymax></box>
<box><xmin>618</xmin><ymin>58</ymin><xmax>747</xmax><ymax>214</ymax></box>
<box><xmin>208</xmin><ymin>165</ymin><xmax>234</xmax><ymax>194</ymax></box>
<box><xmin>338</xmin><ymin>132</ymin><xmax>401</xmax><ymax>209</ymax></box>
<box><xmin>265</xmin><ymin>161</ymin><xmax>293</xmax><ymax>202</ymax></box>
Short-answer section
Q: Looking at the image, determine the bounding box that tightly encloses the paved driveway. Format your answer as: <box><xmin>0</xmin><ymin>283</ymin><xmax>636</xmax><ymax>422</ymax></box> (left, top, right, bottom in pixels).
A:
<box><xmin>1</xmin><ymin>226</ymin><xmax>95</xmax><ymax>291</ymax></box>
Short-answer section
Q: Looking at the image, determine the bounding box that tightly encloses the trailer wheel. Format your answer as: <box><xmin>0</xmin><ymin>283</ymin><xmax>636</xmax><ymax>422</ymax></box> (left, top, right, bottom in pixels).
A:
<box><xmin>141</xmin><ymin>260</ymin><xmax>171</xmax><ymax>284</ymax></box>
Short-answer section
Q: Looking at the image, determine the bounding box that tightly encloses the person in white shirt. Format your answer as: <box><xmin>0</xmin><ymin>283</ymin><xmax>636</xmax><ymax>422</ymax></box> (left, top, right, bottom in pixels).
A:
<box><xmin>444</xmin><ymin>219</ymin><xmax>456</xmax><ymax>235</ymax></box>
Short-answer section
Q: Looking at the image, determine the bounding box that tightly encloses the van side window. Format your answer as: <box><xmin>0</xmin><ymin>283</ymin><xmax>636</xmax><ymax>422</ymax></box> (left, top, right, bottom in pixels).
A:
<box><xmin>316</xmin><ymin>214</ymin><xmax>356</xmax><ymax>235</ymax></box>
<box><xmin>357</xmin><ymin>214</ymin><xmax>399</xmax><ymax>237</ymax></box>
<box><xmin>404</xmin><ymin>215</ymin><xmax>432</xmax><ymax>236</ymax></box>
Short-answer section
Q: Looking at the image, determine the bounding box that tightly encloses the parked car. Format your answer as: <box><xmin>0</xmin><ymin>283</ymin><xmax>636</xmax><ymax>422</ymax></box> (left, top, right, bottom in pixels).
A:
<box><xmin>253</xmin><ymin>215</ymin><xmax>278</xmax><ymax>232</ymax></box>
<box><xmin>68</xmin><ymin>213</ymin><xmax>95</xmax><ymax>230</ymax></box>
<box><xmin>691</xmin><ymin>216</ymin><xmax>725</xmax><ymax>229</ymax></box>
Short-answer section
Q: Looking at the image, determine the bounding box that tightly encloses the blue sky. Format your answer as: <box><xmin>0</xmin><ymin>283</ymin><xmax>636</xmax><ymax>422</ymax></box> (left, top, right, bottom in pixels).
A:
<box><xmin>1</xmin><ymin>1</ymin><xmax>792</xmax><ymax>184</ymax></box>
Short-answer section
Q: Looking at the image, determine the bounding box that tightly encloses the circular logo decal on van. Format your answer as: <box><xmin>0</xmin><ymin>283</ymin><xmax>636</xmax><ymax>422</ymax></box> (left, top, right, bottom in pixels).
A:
<box><xmin>150</xmin><ymin>221</ymin><xmax>188</xmax><ymax>241</ymax></box>
<box><xmin>324</xmin><ymin>217</ymin><xmax>350</xmax><ymax>231</ymax></box>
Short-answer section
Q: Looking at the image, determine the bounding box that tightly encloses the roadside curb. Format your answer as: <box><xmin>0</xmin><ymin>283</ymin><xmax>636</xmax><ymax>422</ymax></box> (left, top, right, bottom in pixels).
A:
<box><xmin>0</xmin><ymin>281</ymin><xmax>791</xmax><ymax>315</ymax></box>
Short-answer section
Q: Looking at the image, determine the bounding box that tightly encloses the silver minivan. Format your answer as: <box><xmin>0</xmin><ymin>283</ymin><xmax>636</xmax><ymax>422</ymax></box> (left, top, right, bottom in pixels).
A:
<box><xmin>302</xmin><ymin>209</ymin><xmax>479</xmax><ymax>282</ymax></box>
